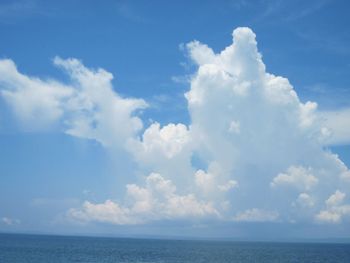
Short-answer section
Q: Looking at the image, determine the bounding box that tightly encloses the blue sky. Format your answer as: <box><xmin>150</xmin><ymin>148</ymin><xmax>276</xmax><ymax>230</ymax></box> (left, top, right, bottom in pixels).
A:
<box><xmin>0</xmin><ymin>0</ymin><xmax>350</xmax><ymax>239</ymax></box>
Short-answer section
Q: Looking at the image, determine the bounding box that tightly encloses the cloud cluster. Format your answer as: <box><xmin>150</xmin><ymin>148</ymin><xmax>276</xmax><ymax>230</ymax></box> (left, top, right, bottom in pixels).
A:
<box><xmin>1</xmin><ymin>27</ymin><xmax>349</xmax><ymax>228</ymax></box>
<box><xmin>316</xmin><ymin>190</ymin><xmax>350</xmax><ymax>223</ymax></box>
<box><xmin>68</xmin><ymin>173</ymin><xmax>219</xmax><ymax>225</ymax></box>
<box><xmin>68</xmin><ymin>28</ymin><xmax>350</xmax><ymax>226</ymax></box>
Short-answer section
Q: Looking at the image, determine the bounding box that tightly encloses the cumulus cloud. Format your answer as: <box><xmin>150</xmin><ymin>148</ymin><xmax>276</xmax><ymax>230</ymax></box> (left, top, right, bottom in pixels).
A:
<box><xmin>128</xmin><ymin>122</ymin><xmax>191</xmax><ymax>160</ymax></box>
<box><xmin>294</xmin><ymin>193</ymin><xmax>315</xmax><ymax>208</ymax></box>
<box><xmin>126</xmin><ymin>122</ymin><xmax>195</xmax><ymax>191</ymax></box>
<box><xmin>326</xmin><ymin>190</ymin><xmax>346</xmax><ymax>207</ymax></box>
<box><xmin>270</xmin><ymin>166</ymin><xmax>318</xmax><ymax>191</ymax></box>
<box><xmin>194</xmin><ymin>165</ymin><xmax>238</xmax><ymax>194</ymax></box>
<box><xmin>315</xmin><ymin>190</ymin><xmax>350</xmax><ymax>223</ymax></box>
<box><xmin>68</xmin><ymin>27</ymin><xmax>349</xmax><ymax>226</ymax></box>
<box><xmin>68</xmin><ymin>173</ymin><xmax>219</xmax><ymax>224</ymax></box>
<box><xmin>1</xmin><ymin>27</ymin><xmax>350</xmax><ymax>228</ymax></box>
<box><xmin>319</xmin><ymin>109</ymin><xmax>350</xmax><ymax>145</ymax></box>
<box><xmin>181</xmin><ymin>27</ymin><xmax>349</xmax><ymax>224</ymax></box>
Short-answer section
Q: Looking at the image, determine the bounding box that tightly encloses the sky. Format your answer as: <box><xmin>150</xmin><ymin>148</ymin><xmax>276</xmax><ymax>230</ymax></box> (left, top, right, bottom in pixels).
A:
<box><xmin>0</xmin><ymin>0</ymin><xmax>350</xmax><ymax>240</ymax></box>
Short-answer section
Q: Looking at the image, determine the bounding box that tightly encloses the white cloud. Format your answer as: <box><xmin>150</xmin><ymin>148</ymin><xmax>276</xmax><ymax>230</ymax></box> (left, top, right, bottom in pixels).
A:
<box><xmin>341</xmin><ymin>170</ymin><xmax>350</xmax><ymax>182</ymax></box>
<box><xmin>127</xmin><ymin>122</ymin><xmax>194</xmax><ymax>191</ymax></box>
<box><xmin>194</xmin><ymin>169</ymin><xmax>215</xmax><ymax>192</ymax></box>
<box><xmin>68</xmin><ymin>173</ymin><xmax>219</xmax><ymax>225</ymax></box>
<box><xmin>171</xmin><ymin>75</ymin><xmax>191</xmax><ymax>84</ymax></box>
<box><xmin>186</xmin><ymin>40</ymin><xmax>216</xmax><ymax>66</ymax></box>
<box><xmin>68</xmin><ymin>200</ymin><xmax>136</xmax><ymax>225</ymax></box>
<box><xmin>319</xmin><ymin>109</ymin><xmax>350</xmax><ymax>145</ymax></box>
<box><xmin>0</xmin><ymin>59</ymin><xmax>72</xmax><ymax>129</ymax></box>
<box><xmin>315</xmin><ymin>190</ymin><xmax>350</xmax><ymax>224</ymax></box>
<box><xmin>194</xmin><ymin>170</ymin><xmax>238</xmax><ymax>192</ymax></box>
<box><xmin>128</xmin><ymin>122</ymin><xmax>190</xmax><ymax>160</ymax></box>
<box><xmin>0</xmin><ymin>57</ymin><xmax>147</xmax><ymax>148</ymax></box>
<box><xmin>53</xmin><ymin>27</ymin><xmax>350</xmax><ymax>226</ymax></box>
<box><xmin>315</xmin><ymin>210</ymin><xmax>342</xmax><ymax>224</ymax></box>
<box><xmin>294</xmin><ymin>193</ymin><xmax>315</xmax><ymax>208</ymax></box>
<box><xmin>1</xmin><ymin>27</ymin><xmax>350</xmax><ymax>228</ymax></box>
<box><xmin>325</xmin><ymin>190</ymin><xmax>345</xmax><ymax>207</ymax></box>
<box><xmin>53</xmin><ymin>57</ymin><xmax>148</xmax><ymax>147</ymax></box>
<box><xmin>217</xmin><ymin>180</ymin><xmax>238</xmax><ymax>192</ymax></box>
<box><xmin>233</xmin><ymin>208</ymin><xmax>279</xmax><ymax>222</ymax></box>
<box><xmin>270</xmin><ymin>166</ymin><xmax>318</xmax><ymax>191</ymax></box>
<box><xmin>228</xmin><ymin>120</ymin><xmax>240</xmax><ymax>134</ymax></box>
<box><xmin>1</xmin><ymin>217</ymin><xmax>20</xmax><ymax>226</ymax></box>
<box><xmin>194</xmin><ymin>162</ymin><xmax>238</xmax><ymax>195</ymax></box>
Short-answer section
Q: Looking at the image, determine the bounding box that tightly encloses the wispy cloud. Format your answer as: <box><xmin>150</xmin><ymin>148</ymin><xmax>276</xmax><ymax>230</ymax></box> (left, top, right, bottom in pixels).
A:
<box><xmin>254</xmin><ymin>0</ymin><xmax>330</xmax><ymax>24</ymax></box>
<box><xmin>115</xmin><ymin>2</ymin><xmax>149</xmax><ymax>23</ymax></box>
<box><xmin>284</xmin><ymin>0</ymin><xmax>330</xmax><ymax>21</ymax></box>
<box><xmin>294</xmin><ymin>29</ymin><xmax>350</xmax><ymax>56</ymax></box>
<box><xmin>0</xmin><ymin>0</ymin><xmax>51</xmax><ymax>22</ymax></box>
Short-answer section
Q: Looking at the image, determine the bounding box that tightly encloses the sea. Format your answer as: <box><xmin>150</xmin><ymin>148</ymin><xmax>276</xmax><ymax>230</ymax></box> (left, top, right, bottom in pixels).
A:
<box><xmin>0</xmin><ymin>233</ymin><xmax>350</xmax><ymax>263</ymax></box>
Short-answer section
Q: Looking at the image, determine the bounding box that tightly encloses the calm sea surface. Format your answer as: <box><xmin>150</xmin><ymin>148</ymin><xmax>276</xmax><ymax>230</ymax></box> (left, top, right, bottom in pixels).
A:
<box><xmin>0</xmin><ymin>233</ymin><xmax>349</xmax><ymax>263</ymax></box>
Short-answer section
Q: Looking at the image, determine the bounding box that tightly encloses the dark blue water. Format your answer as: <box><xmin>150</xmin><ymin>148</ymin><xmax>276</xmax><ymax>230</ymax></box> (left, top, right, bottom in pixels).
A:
<box><xmin>0</xmin><ymin>233</ymin><xmax>349</xmax><ymax>263</ymax></box>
